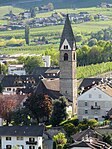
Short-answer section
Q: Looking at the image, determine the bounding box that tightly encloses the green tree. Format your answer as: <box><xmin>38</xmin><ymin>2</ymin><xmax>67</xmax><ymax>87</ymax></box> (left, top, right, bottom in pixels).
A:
<box><xmin>25</xmin><ymin>25</ymin><xmax>30</xmax><ymax>45</ymax></box>
<box><xmin>88</xmin><ymin>38</ymin><xmax>97</xmax><ymax>47</ymax></box>
<box><xmin>30</xmin><ymin>7</ymin><xmax>36</xmax><ymax>18</ymax></box>
<box><xmin>24</xmin><ymin>56</ymin><xmax>44</xmax><ymax>74</ymax></box>
<box><xmin>24</xmin><ymin>94</ymin><xmax>52</xmax><ymax>123</ymax></box>
<box><xmin>53</xmin><ymin>132</ymin><xmax>67</xmax><ymax>149</ymax></box>
<box><xmin>63</xmin><ymin>123</ymin><xmax>75</xmax><ymax>137</ymax></box>
<box><xmin>0</xmin><ymin>63</ymin><xmax>7</xmax><ymax>74</ymax></box>
<box><xmin>11</xmin><ymin>107</ymin><xmax>32</xmax><ymax>125</ymax></box>
<box><xmin>51</xmin><ymin>97</ymin><xmax>68</xmax><ymax>127</ymax></box>
<box><xmin>75</xmin><ymin>34</ymin><xmax>83</xmax><ymax>42</ymax></box>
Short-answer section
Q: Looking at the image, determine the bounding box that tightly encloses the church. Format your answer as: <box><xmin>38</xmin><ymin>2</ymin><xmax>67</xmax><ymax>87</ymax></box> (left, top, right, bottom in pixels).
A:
<box><xmin>35</xmin><ymin>14</ymin><xmax>77</xmax><ymax>115</ymax></box>
<box><xmin>1</xmin><ymin>14</ymin><xmax>77</xmax><ymax>116</ymax></box>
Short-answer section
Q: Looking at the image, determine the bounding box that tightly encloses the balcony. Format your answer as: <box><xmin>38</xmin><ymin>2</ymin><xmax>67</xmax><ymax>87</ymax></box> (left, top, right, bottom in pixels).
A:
<box><xmin>26</xmin><ymin>141</ymin><xmax>37</xmax><ymax>145</ymax></box>
<box><xmin>91</xmin><ymin>105</ymin><xmax>100</xmax><ymax>110</ymax></box>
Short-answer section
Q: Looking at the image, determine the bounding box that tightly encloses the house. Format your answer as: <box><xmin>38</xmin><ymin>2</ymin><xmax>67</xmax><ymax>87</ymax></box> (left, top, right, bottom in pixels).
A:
<box><xmin>8</xmin><ymin>64</ymin><xmax>26</xmax><ymax>75</ymax></box>
<box><xmin>78</xmin><ymin>78</ymin><xmax>111</xmax><ymax>93</ymax></box>
<box><xmin>69</xmin><ymin>139</ymin><xmax>111</xmax><ymax>149</ymax></box>
<box><xmin>78</xmin><ymin>84</ymin><xmax>112</xmax><ymax>121</ymax></box>
<box><xmin>71</xmin><ymin>127</ymin><xmax>102</xmax><ymax>142</ymax></box>
<box><xmin>0</xmin><ymin>125</ymin><xmax>44</xmax><ymax>149</ymax></box>
<box><xmin>19</xmin><ymin>11</ymin><xmax>31</xmax><ymax>19</ymax></box>
<box><xmin>69</xmin><ymin>127</ymin><xmax>111</xmax><ymax>149</ymax></box>
<box><xmin>1</xmin><ymin>75</ymin><xmax>39</xmax><ymax>95</ymax></box>
<box><xmin>42</xmin><ymin>56</ymin><xmax>51</xmax><ymax>67</ymax></box>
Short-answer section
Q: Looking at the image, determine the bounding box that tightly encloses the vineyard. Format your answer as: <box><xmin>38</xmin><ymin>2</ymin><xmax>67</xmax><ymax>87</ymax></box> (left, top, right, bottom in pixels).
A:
<box><xmin>77</xmin><ymin>62</ymin><xmax>112</xmax><ymax>79</ymax></box>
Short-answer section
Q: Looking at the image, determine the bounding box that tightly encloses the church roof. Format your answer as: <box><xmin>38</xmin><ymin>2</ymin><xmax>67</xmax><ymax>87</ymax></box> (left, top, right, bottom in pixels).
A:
<box><xmin>34</xmin><ymin>78</ymin><xmax>62</xmax><ymax>99</ymax></box>
<box><xmin>59</xmin><ymin>14</ymin><xmax>76</xmax><ymax>50</ymax></box>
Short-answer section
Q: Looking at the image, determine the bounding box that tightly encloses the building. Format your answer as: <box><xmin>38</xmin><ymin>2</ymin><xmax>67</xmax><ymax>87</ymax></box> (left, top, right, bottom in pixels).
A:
<box><xmin>59</xmin><ymin>14</ymin><xmax>77</xmax><ymax>114</ymax></box>
<box><xmin>42</xmin><ymin>56</ymin><xmax>51</xmax><ymax>67</ymax></box>
<box><xmin>0</xmin><ymin>125</ymin><xmax>44</xmax><ymax>149</ymax></box>
<box><xmin>1</xmin><ymin>75</ymin><xmax>39</xmax><ymax>95</ymax></box>
<box><xmin>69</xmin><ymin>127</ymin><xmax>111</xmax><ymax>149</ymax></box>
<box><xmin>8</xmin><ymin>64</ymin><xmax>26</xmax><ymax>75</ymax></box>
<box><xmin>78</xmin><ymin>84</ymin><xmax>112</xmax><ymax>121</ymax></box>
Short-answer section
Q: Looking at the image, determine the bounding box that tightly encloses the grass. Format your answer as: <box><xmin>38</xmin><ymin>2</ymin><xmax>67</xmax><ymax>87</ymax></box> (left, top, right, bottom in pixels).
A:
<box><xmin>0</xmin><ymin>6</ymin><xmax>25</xmax><ymax>19</ymax></box>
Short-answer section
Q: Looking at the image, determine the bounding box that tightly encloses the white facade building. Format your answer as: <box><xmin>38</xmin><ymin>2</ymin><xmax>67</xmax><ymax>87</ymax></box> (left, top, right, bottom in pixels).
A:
<box><xmin>42</xmin><ymin>56</ymin><xmax>51</xmax><ymax>67</ymax></box>
<box><xmin>78</xmin><ymin>84</ymin><xmax>112</xmax><ymax>121</ymax></box>
<box><xmin>8</xmin><ymin>64</ymin><xmax>26</xmax><ymax>75</ymax></box>
<box><xmin>0</xmin><ymin>125</ymin><xmax>44</xmax><ymax>149</ymax></box>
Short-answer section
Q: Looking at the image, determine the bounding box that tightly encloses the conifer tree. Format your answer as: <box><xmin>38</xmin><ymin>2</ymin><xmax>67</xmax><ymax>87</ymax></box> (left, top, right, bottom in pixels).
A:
<box><xmin>25</xmin><ymin>25</ymin><xmax>30</xmax><ymax>45</ymax></box>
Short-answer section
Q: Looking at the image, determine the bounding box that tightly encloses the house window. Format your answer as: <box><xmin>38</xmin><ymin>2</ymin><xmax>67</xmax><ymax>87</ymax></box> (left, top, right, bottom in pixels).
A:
<box><xmin>64</xmin><ymin>53</ymin><xmax>68</xmax><ymax>61</ymax></box>
<box><xmin>85</xmin><ymin>102</ymin><xmax>87</xmax><ymax>106</ymax></box>
<box><xmin>29</xmin><ymin>146</ymin><xmax>35</xmax><ymax>149</ymax></box>
<box><xmin>6</xmin><ymin>145</ymin><xmax>11</xmax><ymax>149</ymax></box>
<box><xmin>64</xmin><ymin>45</ymin><xmax>68</xmax><ymax>49</ymax></box>
<box><xmin>89</xmin><ymin>94</ymin><xmax>92</xmax><ymax>98</ymax></box>
<box><xmin>6</xmin><ymin>137</ymin><xmax>11</xmax><ymax>140</ymax></box>
<box><xmin>29</xmin><ymin>138</ymin><xmax>35</xmax><ymax>142</ymax></box>
<box><xmin>7</xmin><ymin>88</ymin><xmax>11</xmax><ymax>91</ymax></box>
<box><xmin>99</xmin><ymin>94</ymin><xmax>101</xmax><ymax>98</ymax></box>
<box><xmin>17</xmin><ymin>145</ymin><xmax>24</xmax><ymax>149</ymax></box>
<box><xmin>85</xmin><ymin>110</ymin><xmax>88</xmax><ymax>114</ymax></box>
<box><xmin>95</xmin><ymin>102</ymin><xmax>97</xmax><ymax>107</ymax></box>
<box><xmin>17</xmin><ymin>137</ymin><xmax>23</xmax><ymax>140</ymax></box>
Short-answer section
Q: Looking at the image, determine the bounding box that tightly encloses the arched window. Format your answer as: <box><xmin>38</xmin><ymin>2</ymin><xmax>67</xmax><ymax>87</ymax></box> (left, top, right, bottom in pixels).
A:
<box><xmin>64</xmin><ymin>53</ymin><xmax>68</xmax><ymax>61</ymax></box>
<box><xmin>64</xmin><ymin>45</ymin><xmax>68</xmax><ymax>49</ymax></box>
<box><xmin>74</xmin><ymin>53</ymin><xmax>75</xmax><ymax>60</ymax></box>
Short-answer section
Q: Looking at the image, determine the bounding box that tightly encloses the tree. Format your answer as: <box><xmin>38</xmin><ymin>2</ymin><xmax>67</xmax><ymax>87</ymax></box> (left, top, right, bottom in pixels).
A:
<box><xmin>53</xmin><ymin>132</ymin><xmax>67</xmax><ymax>149</ymax></box>
<box><xmin>24</xmin><ymin>94</ymin><xmax>52</xmax><ymax>123</ymax></box>
<box><xmin>63</xmin><ymin>123</ymin><xmax>75</xmax><ymax>137</ymax></box>
<box><xmin>30</xmin><ymin>7</ymin><xmax>36</xmax><ymax>18</ymax></box>
<box><xmin>0</xmin><ymin>63</ymin><xmax>7</xmax><ymax>74</ymax></box>
<box><xmin>11</xmin><ymin>107</ymin><xmax>32</xmax><ymax>125</ymax></box>
<box><xmin>24</xmin><ymin>56</ymin><xmax>44</xmax><ymax>74</ymax></box>
<box><xmin>47</xmin><ymin>3</ymin><xmax>54</xmax><ymax>11</ymax></box>
<box><xmin>0</xmin><ymin>95</ymin><xmax>17</xmax><ymax>125</ymax></box>
<box><xmin>88</xmin><ymin>38</ymin><xmax>97</xmax><ymax>47</ymax></box>
<box><xmin>50</xmin><ymin>97</ymin><xmax>68</xmax><ymax>127</ymax></box>
<box><xmin>25</xmin><ymin>25</ymin><xmax>30</xmax><ymax>45</ymax></box>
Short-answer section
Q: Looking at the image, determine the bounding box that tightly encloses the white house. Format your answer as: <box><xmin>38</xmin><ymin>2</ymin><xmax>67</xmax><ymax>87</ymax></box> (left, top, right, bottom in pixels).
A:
<box><xmin>0</xmin><ymin>125</ymin><xmax>44</xmax><ymax>149</ymax></box>
<box><xmin>42</xmin><ymin>56</ymin><xmax>51</xmax><ymax>67</ymax></box>
<box><xmin>78</xmin><ymin>84</ymin><xmax>112</xmax><ymax>121</ymax></box>
<box><xmin>8</xmin><ymin>64</ymin><xmax>26</xmax><ymax>75</ymax></box>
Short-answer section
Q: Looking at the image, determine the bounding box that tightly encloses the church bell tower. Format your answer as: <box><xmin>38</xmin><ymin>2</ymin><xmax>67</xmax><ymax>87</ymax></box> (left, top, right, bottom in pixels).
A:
<box><xmin>59</xmin><ymin>14</ymin><xmax>77</xmax><ymax>114</ymax></box>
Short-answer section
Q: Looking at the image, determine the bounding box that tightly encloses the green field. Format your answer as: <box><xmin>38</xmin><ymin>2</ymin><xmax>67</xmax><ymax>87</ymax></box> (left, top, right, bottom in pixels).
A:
<box><xmin>0</xmin><ymin>7</ymin><xmax>112</xmax><ymax>55</ymax></box>
<box><xmin>0</xmin><ymin>6</ymin><xmax>24</xmax><ymax>19</ymax></box>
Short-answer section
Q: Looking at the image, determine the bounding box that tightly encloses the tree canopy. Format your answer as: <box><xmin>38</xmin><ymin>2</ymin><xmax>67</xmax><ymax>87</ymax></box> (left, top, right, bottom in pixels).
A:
<box><xmin>24</xmin><ymin>94</ymin><xmax>52</xmax><ymax>123</ymax></box>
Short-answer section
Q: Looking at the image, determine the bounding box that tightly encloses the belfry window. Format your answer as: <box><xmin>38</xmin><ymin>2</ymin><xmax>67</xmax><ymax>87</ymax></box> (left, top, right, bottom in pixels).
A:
<box><xmin>64</xmin><ymin>45</ymin><xmax>68</xmax><ymax>49</ymax></box>
<box><xmin>64</xmin><ymin>53</ymin><xmax>68</xmax><ymax>61</ymax></box>
<box><xmin>74</xmin><ymin>53</ymin><xmax>75</xmax><ymax>60</ymax></box>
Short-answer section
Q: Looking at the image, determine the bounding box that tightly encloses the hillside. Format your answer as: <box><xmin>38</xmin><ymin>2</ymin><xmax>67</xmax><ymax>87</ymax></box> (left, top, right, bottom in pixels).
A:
<box><xmin>0</xmin><ymin>0</ymin><xmax>112</xmax><ymax>9</ymax></box>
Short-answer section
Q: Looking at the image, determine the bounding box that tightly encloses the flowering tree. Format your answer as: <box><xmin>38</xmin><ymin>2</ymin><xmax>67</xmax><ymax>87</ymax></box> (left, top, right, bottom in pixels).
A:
<box><xmin>0</xmin><ymin>95</ymin><xmax>17</xmax><ymax>125</ymax></box>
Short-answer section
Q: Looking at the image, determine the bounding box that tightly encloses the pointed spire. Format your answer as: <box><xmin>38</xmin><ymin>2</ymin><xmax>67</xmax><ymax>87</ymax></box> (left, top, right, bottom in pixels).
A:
<box><xmin>59</xmin><ymin>14</ymin><xmax>76</xmax><ymax>50</ymax></box>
